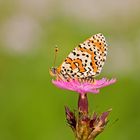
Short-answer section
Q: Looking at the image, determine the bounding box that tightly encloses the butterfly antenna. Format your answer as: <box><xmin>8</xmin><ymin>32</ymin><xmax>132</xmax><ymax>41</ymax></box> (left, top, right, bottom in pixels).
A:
<box><xmin>53</xmin><ymin>46</ymin><xmax>59</xmax><ymax>67</ymax></box>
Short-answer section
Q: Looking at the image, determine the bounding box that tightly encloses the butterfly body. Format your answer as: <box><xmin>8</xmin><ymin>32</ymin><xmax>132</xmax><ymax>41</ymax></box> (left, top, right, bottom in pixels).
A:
<box><xmin>50</xmin><ymin>33</ymin><xmax>108</xmax><ymax>81</ymax></box>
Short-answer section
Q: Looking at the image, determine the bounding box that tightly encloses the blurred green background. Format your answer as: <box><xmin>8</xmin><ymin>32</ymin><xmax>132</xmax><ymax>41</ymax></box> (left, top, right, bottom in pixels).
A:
<box><xmin>0</xmin><ymin>0</ymin><xmax>140</xmax><ymax>140</ymax></box>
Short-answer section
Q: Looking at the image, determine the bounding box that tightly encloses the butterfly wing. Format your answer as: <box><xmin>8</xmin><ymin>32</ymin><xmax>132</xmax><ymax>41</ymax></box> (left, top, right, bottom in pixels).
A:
<box><xmin>57</xmin><ymin>33</ymin><xmax>108</xmax><ymax>79</ymax></box>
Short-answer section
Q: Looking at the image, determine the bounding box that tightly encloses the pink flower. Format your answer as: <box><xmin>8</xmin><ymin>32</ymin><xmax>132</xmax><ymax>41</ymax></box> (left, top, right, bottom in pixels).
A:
<box><xmin>52</xmin><ymin>78</ymin><xmax>116</xmax><ymax>95</ymax></box>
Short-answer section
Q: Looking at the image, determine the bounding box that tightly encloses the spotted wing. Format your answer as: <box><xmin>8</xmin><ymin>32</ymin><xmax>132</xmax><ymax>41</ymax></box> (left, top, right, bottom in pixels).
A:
<box><xmin>57</xmin><ymin>33</ymin><xmax>108</xmax><ymax>79</ymax></box>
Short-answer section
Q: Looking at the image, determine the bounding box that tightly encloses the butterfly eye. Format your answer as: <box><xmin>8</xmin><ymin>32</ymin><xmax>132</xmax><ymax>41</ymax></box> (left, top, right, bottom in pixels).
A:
<box><xmin>51</xmin><ymin>68</ymin><xmax>57</xmax><ymax>74</ymax></box>
<box><xmin>49</xmin><ymin>67</ymin><xmax>57</xmax><ymax>76</ymax></box>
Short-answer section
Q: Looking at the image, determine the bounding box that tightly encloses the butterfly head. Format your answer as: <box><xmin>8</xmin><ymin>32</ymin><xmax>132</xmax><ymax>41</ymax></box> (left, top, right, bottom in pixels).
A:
<box><xmin>49</xmin><ymin>67</ymin><xmax>57</xmax><ymax>77</ymax></box>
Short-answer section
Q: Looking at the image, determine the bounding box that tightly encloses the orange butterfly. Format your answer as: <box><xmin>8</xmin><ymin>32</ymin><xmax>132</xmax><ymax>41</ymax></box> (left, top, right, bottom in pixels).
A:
<box><xmin>50</xmin><ymin>33</ymin><xmax>108</xmax><ymax>81</ymax></box>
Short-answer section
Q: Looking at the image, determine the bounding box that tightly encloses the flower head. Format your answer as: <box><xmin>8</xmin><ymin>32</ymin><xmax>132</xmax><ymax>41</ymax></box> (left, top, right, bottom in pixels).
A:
<box><xmin>52</xmin><ymin>78</ymin><xmax>116</xmax><ymax>95</ymax></box>
<box><xmin>65</xmin><ymin>106</ymin><xmax>112</xmax><ymax>140</ymax></box>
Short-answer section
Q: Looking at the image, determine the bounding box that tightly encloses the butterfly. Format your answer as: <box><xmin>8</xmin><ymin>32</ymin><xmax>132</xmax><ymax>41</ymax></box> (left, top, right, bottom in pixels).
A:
<box><xmin>50</xmin><ymin>33</ymin><xmax>108</xmax><ymax>81</ymax></box>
